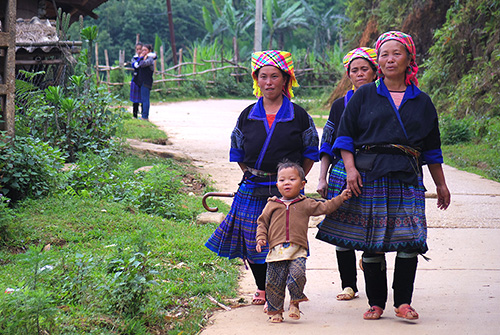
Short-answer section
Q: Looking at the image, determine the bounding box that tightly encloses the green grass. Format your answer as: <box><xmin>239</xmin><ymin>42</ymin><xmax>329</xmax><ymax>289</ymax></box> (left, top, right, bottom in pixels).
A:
<box><xmin>1</xmin><ymin>196</ymin><xmax>236</xmax><ymax>334</ymax></box>
<box><xmin>442</xmin><ymin>143</ymin><xmax>500</xmax><ymax>182</ymax></box>
<box><xmin>116</xmin><ymin>113</ymin><xmax>169</xmax><ymax>142</ymax></box>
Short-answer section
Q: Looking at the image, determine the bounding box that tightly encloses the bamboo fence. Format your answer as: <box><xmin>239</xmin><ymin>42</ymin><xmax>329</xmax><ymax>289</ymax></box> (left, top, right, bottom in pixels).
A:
<box><xmin>94</xmin><ymin>43</ymin><xmax>336</xmax><ymax>92</ymax></box>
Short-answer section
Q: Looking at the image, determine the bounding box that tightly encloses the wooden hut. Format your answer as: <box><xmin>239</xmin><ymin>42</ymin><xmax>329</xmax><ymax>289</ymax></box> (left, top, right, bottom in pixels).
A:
<box><xmin>0</xmin><ymin>0</ymin><xmax>109</xmax><ymax>136</ymax></box>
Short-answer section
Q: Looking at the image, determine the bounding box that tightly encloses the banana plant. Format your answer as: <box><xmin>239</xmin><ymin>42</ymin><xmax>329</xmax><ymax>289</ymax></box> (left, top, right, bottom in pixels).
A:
<box><xmin>201</xmin><ymin>0</ymin><xmax>254</xmax><ymax>60</ymax></box>
<box><xmin>265</xmin><ymin>0</ymin><xmax>307</xmax><ymax>49</ymax></box>
<box><xmin>299</xmin><ymin>0</ymin><xmax>346</xmax><ymax>54</ymax></box>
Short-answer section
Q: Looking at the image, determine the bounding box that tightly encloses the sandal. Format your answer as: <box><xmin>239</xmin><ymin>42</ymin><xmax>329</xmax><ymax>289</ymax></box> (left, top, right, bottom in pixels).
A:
<box><xmin>252</xmin><ymin>290</ymin><xmax>265</xmax><ymax>305</ymax></box>
<box><xmin>363</xmin><ymin>306</ymin><xmax>384</xmax><ymax>320</ymax></box>
<box><xmin>395</xmin><ymin>304</ymin><xmax>419</xmax><ymax>320</ymax></box>
<box><xmin>288</xmin><ymin>303</ymin><xmax>300</xmax><ymax>320</ymax></box>
<box><xmin>269</xmin><ymin>313</ymin><xmax>284</xmax><ymax>323</ymax></box>
<box><xmin>336</xmin><ymin>287</ymin><xmax>358</xmax><ymax>301</ymax></box>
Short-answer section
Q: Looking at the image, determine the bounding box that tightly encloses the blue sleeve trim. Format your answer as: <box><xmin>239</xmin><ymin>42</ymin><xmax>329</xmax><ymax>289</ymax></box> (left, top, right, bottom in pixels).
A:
<box><xmin>230</xmin><ymin>148</ymin><xmax>245</xmax><ymax>162</ymax></box>
<box><xmin>319</xmin><ymin>142</ymin><xmax>334</xmax><ymax>160</ymax></box>
<box><xmin>422</xmin><ymin>148</ymin><xmax>443</xmax><ymax>165</ymax></box>
<box><xmin>303</xmin><ymin>146</ymin><xmax>320</xmax><ymax>162</ymax></box>
<box><xmin>333</xmin><ymin>136</ymin><xmax>354</xmax><ymax>153</ymax></box>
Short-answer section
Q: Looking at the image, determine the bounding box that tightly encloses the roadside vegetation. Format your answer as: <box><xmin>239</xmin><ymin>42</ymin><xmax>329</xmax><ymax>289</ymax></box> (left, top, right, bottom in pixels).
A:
<box><xmin>1</xmin><ymin>27</ymin><xmax>238</xmax><ymax>334</ymax></box>
<box><xmin>1</xmin><ymin>110</ymin><xmax>238</xmax><ymax>334</ymax></box>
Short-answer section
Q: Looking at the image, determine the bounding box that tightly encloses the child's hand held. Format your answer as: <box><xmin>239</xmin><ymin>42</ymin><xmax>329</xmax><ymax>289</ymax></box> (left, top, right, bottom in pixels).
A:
<box><xmin>256</xmin><ymin>239</ymin><xmax>266</xmax><ymax>253</ymax></box>
<box><xmin>341</xmin><ymin>188</ymin><xmax>352</xmax><ymax>200</ymax></box>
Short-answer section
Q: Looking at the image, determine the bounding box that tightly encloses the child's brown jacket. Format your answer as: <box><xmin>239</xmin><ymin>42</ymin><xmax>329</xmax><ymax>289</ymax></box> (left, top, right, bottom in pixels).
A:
<box><xmin>256</xmin><ymin>194</ymin><xmax>344</xmax><ymax>250</ymax></box>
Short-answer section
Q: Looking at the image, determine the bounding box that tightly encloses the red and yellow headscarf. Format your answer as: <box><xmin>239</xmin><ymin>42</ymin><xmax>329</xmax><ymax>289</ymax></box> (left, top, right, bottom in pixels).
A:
<box><xmin>342</xmin><ymin>47</ymin><xmax>378</xmax><ymax>73</ymax></box>
<box><xmin>251</xmin><ymin>50</ymin><xmax>299</xmax><ymax>98</ymax></box>
<box><xmin>375</xmin><ymin>31</ymin><xmax>419</xmax><ymax>87</ymax></box>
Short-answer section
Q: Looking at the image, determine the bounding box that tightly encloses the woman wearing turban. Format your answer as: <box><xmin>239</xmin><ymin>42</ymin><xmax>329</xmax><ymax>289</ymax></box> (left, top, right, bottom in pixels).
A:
<box><xmin>316</xmin><ymin>32</ymin><xmax>451</xmax><ymax>320</ymax></box>
<box><xmin>205</xmin><ymin>50</ymin><xmax>319</xmax><ymax>309</ymax></box>
<box><xmin>316</xmin><ymin>47</ymin><xmax>378</xmax><ymax>302</ymax></box>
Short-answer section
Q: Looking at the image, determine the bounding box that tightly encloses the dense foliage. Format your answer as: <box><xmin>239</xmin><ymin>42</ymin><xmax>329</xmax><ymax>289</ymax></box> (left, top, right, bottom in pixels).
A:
<box><xmin>73</xmin><ymin>0</ymin><xmax>346</xmax><ymax>65</ymax></box>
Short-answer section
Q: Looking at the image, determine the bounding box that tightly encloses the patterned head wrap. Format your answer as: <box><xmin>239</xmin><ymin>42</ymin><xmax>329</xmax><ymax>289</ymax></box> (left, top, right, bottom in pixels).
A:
<box><xmin>251</xmin><ymin>50</ymin><xmax>299</xmax><ymax>98</ymax></box>
<box><xmin>342</xmin><ymin>47</ymin><xmax>378</xmax><ymax>73</ymax></box>
<box><xmin>375</xmin><ymin>31</ymin><xmax>419</xmax><ymax>87</ymax></box>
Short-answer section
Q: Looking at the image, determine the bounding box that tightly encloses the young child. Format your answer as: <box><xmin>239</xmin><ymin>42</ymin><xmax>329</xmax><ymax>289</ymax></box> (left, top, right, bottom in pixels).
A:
<box><xmin>256</xmin><ymin>161</ymin><xmax>351</xmax><ymax>323</ymax></box>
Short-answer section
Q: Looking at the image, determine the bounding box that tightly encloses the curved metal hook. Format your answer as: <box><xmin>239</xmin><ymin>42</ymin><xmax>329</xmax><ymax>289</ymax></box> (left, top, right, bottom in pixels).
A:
<box><xmin>202</xmin><ymin>192</ymin><xmax>235</xmax><ymax>212</ymax></box>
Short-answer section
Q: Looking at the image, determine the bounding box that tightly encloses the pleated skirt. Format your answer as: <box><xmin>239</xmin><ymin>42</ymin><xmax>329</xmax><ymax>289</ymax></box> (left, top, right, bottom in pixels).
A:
<box><xmin>316</xmin><ymin>160</ymin><xmax>428</xmax><ymax>253</ymax></box>
<box><xmin>130</xmin><ymin>81</ymin><xmax>141</xmax><ymax>103</ymax></box>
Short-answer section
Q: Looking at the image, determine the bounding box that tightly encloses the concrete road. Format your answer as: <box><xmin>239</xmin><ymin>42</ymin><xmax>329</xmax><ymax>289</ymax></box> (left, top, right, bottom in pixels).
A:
<box><xmin>149</xmin><ymin>100</ymin><xmax>500</xmax><ymax>335</ymax></box>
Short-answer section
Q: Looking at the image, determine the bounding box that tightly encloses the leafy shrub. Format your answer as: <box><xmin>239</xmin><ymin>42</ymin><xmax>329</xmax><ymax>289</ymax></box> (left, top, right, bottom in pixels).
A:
<box><xmin>105</xmin><ymin>251</ymin><xmax>158</xmax><ymax>316</ymax></box>
<box><xmin>15</xmin><ymin>70</ymin><xmax>123</xmax><ymax>163</ymax></box>
<box><xmin>0</xmin><ymin>136</ymin><xmax>65</xmax><ymax>201</ymax></box>
<box><xmin>440</xmin><ymin>115</ymin><xmax>473</xmax><ymax>145</ymax></box>
<box><xmin>484</xmin><ymin>117</ymin><xmax>500</xmax><ymax>150</ymax></box>
<box><xmin>64</xmin><ymin>153</ymin><xmax>196</xmax><ymax>220</ymax></box>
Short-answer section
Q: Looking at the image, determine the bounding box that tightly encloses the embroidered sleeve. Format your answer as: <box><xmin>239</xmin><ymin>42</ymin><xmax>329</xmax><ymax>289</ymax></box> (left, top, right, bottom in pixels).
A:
<box><xmin>229</xmin><ymin>123</ymin><xmax>245</xmax><ymax>162</ymax></box>
<box><xmin>320</xmin><ymin>120</ymin><xmax>335</xmax><ymax>159</ymax></box>
<box><xmin>301</xmin><ymin>115</ymin><xmax>320</xmax><ymax>161</ymax></box>
<box><xmin>422</xmin><ymin>102</ymin><xmax>443</xmax><ymax>165</ymax></box>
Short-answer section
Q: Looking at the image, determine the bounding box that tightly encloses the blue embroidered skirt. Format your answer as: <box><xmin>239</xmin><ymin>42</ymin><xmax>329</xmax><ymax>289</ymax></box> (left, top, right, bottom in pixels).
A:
<box><xmin>316</xmin><ymin>160</ymin><xmax>428</xmax><ymax>253</ymax></box>
<box><xmin>130</xmin><ymin>80</ymin><xmax>141</xmax><ymax>103</ymax></box>
<box><xmin>205</xmin><ymin>181</ymin><xmax>269</xmax><ymax>263</ymax></box>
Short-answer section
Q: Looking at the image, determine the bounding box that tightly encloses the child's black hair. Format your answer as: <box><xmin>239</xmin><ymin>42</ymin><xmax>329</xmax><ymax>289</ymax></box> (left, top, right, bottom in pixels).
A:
<box><xmin>277</xmin><ymin>160</ymin><xmax>305</xmax><ymax>181</ymax></box>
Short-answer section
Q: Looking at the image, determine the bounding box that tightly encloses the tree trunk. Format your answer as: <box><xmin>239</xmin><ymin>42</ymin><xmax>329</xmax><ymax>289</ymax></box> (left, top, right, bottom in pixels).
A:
<box><xmin>166</xmin><ymin>0</ymin><xmax>178</xmax><ymax>65</ymax></box>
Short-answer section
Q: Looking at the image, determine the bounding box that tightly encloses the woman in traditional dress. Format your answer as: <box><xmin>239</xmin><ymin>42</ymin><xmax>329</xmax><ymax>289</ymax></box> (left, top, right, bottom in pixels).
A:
<box><xmin>206</xmin><ymin>50</ymin><xmax>319</xmax><ymax>308</ymax></box>
<box><xmin>316</xmin><ymin>31</ymin><xmax>450</xmax><ymax>320</ymax></box>
<box><xmin>316</xmin><ymin>47</ymin><xmax>378</xmax><ymax>301</ymax></box>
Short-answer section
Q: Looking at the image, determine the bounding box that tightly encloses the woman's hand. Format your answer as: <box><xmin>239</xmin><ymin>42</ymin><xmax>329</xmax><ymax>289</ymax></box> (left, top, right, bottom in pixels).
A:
<box><xmin>341</xmin><ymin>150</ymin><xmax>363</xmax><ymax>196</ymax></box>
<box><xmin>317</xmin><ymin>177</ymin><xmax>328</xmax><ymax>199</ymax></box>
<box><xmin>317</xmin><ymin>155</ymin><xmax>332</xmax><ymax>199</ymax></box>
<box><xmin>256</xmin><ymin>239</ymin><xmax>266</xmax><ymax>252</ymax></box>
<box><xmin>428</xmin><ymin>163</ymin><xmax>451</xmax><ymax>210</ymax></box>
<box><xmin>346</xmin><ymin>168</ymin><xmax>363</xmax><ymax>197</ymax></box>
<box><xmin>436</xmin><ymin>184</ymin><xmax>451</xmax><ymax>210</ymax></box>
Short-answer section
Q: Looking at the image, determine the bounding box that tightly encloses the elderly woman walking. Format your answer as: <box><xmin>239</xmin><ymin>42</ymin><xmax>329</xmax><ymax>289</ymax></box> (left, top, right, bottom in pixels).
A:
<box><xmin>205</xmin><ymin>50</ymin><xmax>319</xmax><ymax>309</ymax></box>
<box><xmin>316</xmin><ymin>47</ymin><xmax>378</xmax><ymax>301</ymax></box>
<box><xmin>316</xmin><ymin>31</ymin><xmax>451</xmax><ymax>320</ymax></box>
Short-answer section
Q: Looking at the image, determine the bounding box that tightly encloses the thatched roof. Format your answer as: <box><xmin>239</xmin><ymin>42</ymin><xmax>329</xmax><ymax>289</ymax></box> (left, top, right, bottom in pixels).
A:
<box><xmin>15</xmin><ymin>17</ymin><xmax>81</xmax><ymax>55</ymax></box>
<box><xmin>16</xmin><ymin>17</ymin><xmax>57</xmax><ymax>43</ymax></box>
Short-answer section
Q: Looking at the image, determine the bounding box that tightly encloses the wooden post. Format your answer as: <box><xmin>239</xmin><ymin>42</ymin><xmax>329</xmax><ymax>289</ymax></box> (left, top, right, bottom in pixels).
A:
<box><xmin>0</xmin><ymin>0</ymin><xmax>17</xmax><ymax>138</ymax></box>
<box><xmin>160</xmin><ymin>45</ymin><xmax>165</xmax><ymax>81</ymax></box>
<box><xmin>104</xmin><ymin>49</ymin><xmax>111</xmax><ymax>90</ymax></box>
<box><xmin>95</xmin><ymin>42</ymin><xmax>100</xmax><ymax>83</ymax></box>
<box><xmin>177</xmin><ymin>48</ymin><xmax>183</xmax><ymax>87</ymax></box>
<box><xmin>119</xmin><ymin>50</ymin><xmax>125</xmax><ymax>67</ymax></box>
<box><xmin>254</xmin><ymin>0</ymin><xmax>263</xmax><ymax>52</ymax></box>
<box><xmin>178</xmin><ymin>48</ymin><xmax>183</xmax><ymax>75</ymax></box>
<box><xmin>233</xmin><ymin>37</ymin><xmax>239</xmax><ymax>83</ymax></box>
<box><xmin>193</xmin><ymin>47</ymin><xmax>197</xmax><ymax>75</ymax></box>
<box><xmin>136</xmin><ymin>33</ymin><xmax>140</xmax><ymax>44</ymax></box>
